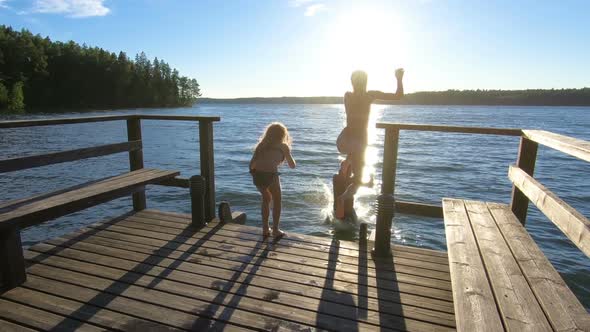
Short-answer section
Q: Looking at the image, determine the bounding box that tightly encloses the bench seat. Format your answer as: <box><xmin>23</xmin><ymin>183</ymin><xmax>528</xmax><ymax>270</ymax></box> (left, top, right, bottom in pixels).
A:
<box><xmin>443</xmin><ymin>198</ymin><xmax>590</xmax><ymax>332</ymax></box>
<box><xmin>0</xmin><ymin>168</ymin><xmax>179</xmax><ymax>230</ymax></box>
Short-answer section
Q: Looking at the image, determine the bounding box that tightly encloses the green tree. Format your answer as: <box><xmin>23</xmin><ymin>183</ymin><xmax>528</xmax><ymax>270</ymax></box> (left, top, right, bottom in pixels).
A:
<box><xmin>8</xmin><ymin>81</ymin><xmax>25</xmax><ymax>112</ymax></box>
<box><xmin>0</xmin><ymin>81</ymin><xmax>8</xmax><ymax>110</ymax></box>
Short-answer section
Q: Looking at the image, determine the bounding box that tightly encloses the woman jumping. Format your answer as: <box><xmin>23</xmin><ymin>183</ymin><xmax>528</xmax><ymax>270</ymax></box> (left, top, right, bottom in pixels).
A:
<box><xmin>335</xmin><ymin>68</ymin><xmax>405</xmax><ymax>219</ymax></box>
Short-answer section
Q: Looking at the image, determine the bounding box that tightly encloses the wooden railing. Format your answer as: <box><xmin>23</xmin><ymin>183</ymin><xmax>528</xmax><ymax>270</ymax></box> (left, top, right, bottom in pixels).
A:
<box><xmin>509</xmin><ymin>130</ymin><xmax>590</xmax><ymax>258</ymax></box>
<box><xmin>0</xmin><ymin>114</ymin><xmax>220</xmax><ymax>220</ymax></box>
<box><xmin>373</xmin><ymin>122</ymin><xmax>590</xmax><ymax>258</ymax></box>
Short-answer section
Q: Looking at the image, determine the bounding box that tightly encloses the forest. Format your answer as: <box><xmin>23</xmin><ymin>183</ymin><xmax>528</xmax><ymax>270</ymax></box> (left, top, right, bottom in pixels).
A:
<box><xmin>0</xmin><ymin>25</ymin><xmax>201</xmax><ymax>113</ymax></box>
<box><xmin>199</xmin><ymin>88</ymin><xmax>590</xmax><ymax>106</ymax></box>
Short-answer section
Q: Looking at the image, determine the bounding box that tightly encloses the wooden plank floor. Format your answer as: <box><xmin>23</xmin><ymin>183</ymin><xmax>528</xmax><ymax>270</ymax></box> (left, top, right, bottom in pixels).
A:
<box><xmin>0</xmin><ymin>209</ymin><xmax>455</xmax><ymax>331</ymax></box>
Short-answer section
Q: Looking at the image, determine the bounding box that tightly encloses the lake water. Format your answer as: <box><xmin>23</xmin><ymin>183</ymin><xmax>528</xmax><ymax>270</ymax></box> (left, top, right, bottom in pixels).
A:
<box><xmin>1</xmin><ymin>104</ymin><xmax>589</xmax><ymax>309</ymax></box>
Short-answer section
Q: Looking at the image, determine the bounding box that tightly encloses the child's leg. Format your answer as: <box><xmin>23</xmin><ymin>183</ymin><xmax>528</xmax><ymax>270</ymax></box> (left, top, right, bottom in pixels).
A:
<box><xmin>339</xmin><ymin>151</ymin><xmax>364</xmax><ymax>201</ymax></box>
<box><xmin>258</xmin><ymin>187</ymin><xmax>272</xmax><ymax>236</ymax></box>
<box><xmin>268</xmin><ymin>177</ymin><xmax>284</xmax><ymax>237</ymax></box>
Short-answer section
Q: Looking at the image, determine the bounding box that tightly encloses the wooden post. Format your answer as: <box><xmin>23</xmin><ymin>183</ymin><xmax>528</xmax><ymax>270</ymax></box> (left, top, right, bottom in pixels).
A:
<box><xmin>190</xmin><ymin>175</ymin><xmax>206</xmax><ymax>227</ymax></box>
<box><xmin>380</xmin><ymin>128</ymin><xmax>399</xmax><ymax>195</ymax></box>
<box><xmin>199</xmin><ymin>120</ymin><xmax>216</xmax><ymax>223</ymax></box>
<box><xmin>359</xmin><ymin>222</ymin><xmax>368</xmax><ymax>242</ymax></box>
<box><xmin>373</xmin><ymin>128</ymin><xmax>399</xmax><ymax>257</ymax></box>
<box><xmin>510</xmin><ymin>136</ymin><xmax>538</xmax><ymax>224</ymax></box>
<box><xmin>0</xmin><ymin>227</ymin><xmax>26</xmax><ymax>289</ymax></box>
<box><xmin>127</xmin><ymin>118</ymin><xmax>146</xmax><ymax>211</ymax></box>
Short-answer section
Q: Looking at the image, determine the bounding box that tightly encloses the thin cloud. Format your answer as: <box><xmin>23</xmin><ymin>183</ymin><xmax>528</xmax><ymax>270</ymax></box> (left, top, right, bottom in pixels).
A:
<box><xmin>32</xmin><ymin>0</ymin><xmax>110</xmax><ymax>17</ymax></box>
<box><xmin>0</xmin><ymin>0</ymin><xmax>10</xmax><ymax>9</ymax></box>
<box><xmin>290</xmin><ymin>0</ymin><xmax>314</xmax><ymax>7</ymax></box>
<box><xmin>305</xmin><ymin>3</ymin><xmax>325</xmax><ymax>17</ymax></box>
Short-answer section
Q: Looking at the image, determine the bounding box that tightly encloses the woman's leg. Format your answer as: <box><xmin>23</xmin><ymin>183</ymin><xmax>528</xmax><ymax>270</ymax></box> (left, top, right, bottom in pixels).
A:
<box><xmin>268</xmin><ymin>176</ymin><xmax>284</xmax><ymax>237</ymax></box>
<box><xmin>339</xmin><ymin>151</ymin><xmax>364</xmax><ymax>201</ymax></box>
<box><xmin>258</xmin><ymin>187</ymin><xmax>272</xmax><ymax>236</ymax></box>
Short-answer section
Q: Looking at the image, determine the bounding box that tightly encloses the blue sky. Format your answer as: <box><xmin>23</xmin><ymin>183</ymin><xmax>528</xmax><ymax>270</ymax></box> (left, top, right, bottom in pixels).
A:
<box><xmin>1</xmin><ymin>0</ymin><xmax>589</xmax><ymax>98</ymax></box>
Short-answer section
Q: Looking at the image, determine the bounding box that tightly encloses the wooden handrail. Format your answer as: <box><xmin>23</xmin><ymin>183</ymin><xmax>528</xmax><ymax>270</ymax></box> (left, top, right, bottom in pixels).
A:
<box><xmin>0</xmin><ymin>114</ymin><xmax>220</xmax><ymax>219</ymax></box>
<box><xmin>373</xmin><ymin>122</ymin><xmax>590</xmax><ymax>262</ymax></box>
<box><xmin>377</xmin><ymin>122</ymin><xmax>523</xmax><ymax>136</ymax></box>
<box><xmin>0</xmin><ymin>114</ymin><xmax>220</xmax><ymax>128</ymax></box>
<box><xmin>157</xmin><ymin>177</ymin><xmax>190</xmax><ymax>188</ymax></box>
<box><xmin>138</xmin><ymin>115</ymin><xmax>220</xmax><ymax>122</ymax></box>
<box><xmin>0</xmin><ymin>140</ymin><xmax>142</xmax><ymax>173</ymax></box>
<box><xmin>0</xmin><ymin>115</ymin><xmax>133</xmax><ymax>128</ymax></box>
<box><xmin>396</xmin><ymin>201</ymin><xmax>443</xmax><ymax>218</ymax></box>
<box><xmin>523</xmin><ymin>130</ymin><xmax>590</xmax><ymax>163</ymax></box>
<box><xmin>509</xmin><ymin>165</ymin><xmax>590</xmax><ymax>258</ymax></box>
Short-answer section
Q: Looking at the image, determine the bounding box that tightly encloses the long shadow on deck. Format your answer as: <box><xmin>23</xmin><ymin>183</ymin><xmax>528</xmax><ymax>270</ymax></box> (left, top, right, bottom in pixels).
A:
<box><xmin>191</xmin><ymin>238</ymin><xmax>268</xmax><ymax>330</ymax></box>
<box><xmin>357</xmin><ymin>235</ymin><xmax>368</xmax><ymax>320</ymax></box>
<box><xmin>23</xmin><ymin>210</ymin><xmax>136</xmax><ymax>270</ymax></box>
<box><xmin>316</xmin><ymin>239</ymin><xmax>359</xmax><ymax>332</ymax></box>
<box><xmin>28</xmin><ymin>214</ymin><xmax>226</xmax><ymax>331</ymax></box>
<box><xmin>374</xmin><ymin>250</ymin><xmax>405</xmax><ymax>332</ymax></box>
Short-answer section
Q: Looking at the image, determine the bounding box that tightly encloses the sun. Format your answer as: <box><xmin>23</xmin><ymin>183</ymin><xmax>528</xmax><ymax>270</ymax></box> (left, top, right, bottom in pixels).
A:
<box><xmin>322</xmin><ymin>8</ymin><xmax>409</xmax><ymax>90</ymax></box>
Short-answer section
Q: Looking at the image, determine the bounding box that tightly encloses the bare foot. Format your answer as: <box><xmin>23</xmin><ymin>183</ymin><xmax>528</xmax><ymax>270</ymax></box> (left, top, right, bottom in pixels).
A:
<box><xmin>273</xmin><ymin>229</ymin><xmax>285</xmax><ymax>238</ymax></box>
<box><xmin>262</xmin><ymin>227</ymin><xmax>272</xmax><ymax>237</ymax></box>
<box><xmin>364</xmin><ymin>174</ymin><xmax>374</xmax><ymax>188</ymax></box>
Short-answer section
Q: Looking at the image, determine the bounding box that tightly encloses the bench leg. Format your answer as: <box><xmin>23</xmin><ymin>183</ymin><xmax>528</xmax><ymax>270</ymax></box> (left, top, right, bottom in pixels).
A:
<box><xmin>0</xmin><ymin>227</ymin><xmax>26</xmax><ymax>290</ymax></box>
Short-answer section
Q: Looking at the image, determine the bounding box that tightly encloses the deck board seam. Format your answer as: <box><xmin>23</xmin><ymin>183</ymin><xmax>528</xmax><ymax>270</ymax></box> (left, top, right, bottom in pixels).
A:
<box><xmin>26</xmin><ymin>241</ymin><xmax>454</xmax><ymax>327</ymax></box>
<box><xmin>0</xmin><ymin>315</ymin><xmax>44</xmax><ymax>332</ymax></box>
<box><xmin>130</xmin><ymin>213</ymin><xmax>451</xmax><ymax>264</ymax></box>
<box><xmin>23</xmin><ymin>269</ymin><xmax>271</xmax><ymax>332</ymax></box>
<box><xmin>29</xmin><ymin>237</ymin><xmax>454</xmax><ymax>304</ymax></box>
<box><xmin>123</xmin><ymin>216</ymin><xmax>451</xmax><ymax>271</ymax></box>
<box><xmin>27</xmin><ymin>240</ymin><xmax>456</xmax><ymax>312</ymax></box>
<box><xmin>18</xmin><ymin>275</ymin><xmax>243</xmax><ymax>332</ymax></box>
<box><xmin>463</xmin><ymin>201</ymin><xmax>507</xmax><ymax>331</ymax></box>
<box><xmin>107</xmin><ymin>219</ymin><xmax>452</xmax><ymax>280</ymax></box>
<box><xmin>138</xmin><ymin>209</ymin><xmax>450</xmax><ymax>259</ymax></box>
<box><xmin>25</xmin><ymin>263</ymin><xmax>396</xmax><ymax>331</ymax></box>
<box><xmin>81</xmin><ymin>222</ymin><xmax>453</xmax><ymax>291</ymax></box>
<box><xmin>0</xmin><ymin>296</ymin><xmax>112</xmax><ymax>331</ymax></box>
<box><xmin>486</xmin><ymin>203</ymin><xmax>564</xmax><ymax>331</ymax></box>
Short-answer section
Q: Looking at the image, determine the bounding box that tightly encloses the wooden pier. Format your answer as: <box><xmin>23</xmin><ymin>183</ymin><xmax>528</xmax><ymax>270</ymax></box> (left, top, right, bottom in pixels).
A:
<box><xmin>0</xmin><ymin>116</ymin><xmax>589</xmax><ymax>331</ymax></box>
<box><xmin>1</xmin><ymin>209</ymin><xmax>455</xmax><ymax>331</ymax></box>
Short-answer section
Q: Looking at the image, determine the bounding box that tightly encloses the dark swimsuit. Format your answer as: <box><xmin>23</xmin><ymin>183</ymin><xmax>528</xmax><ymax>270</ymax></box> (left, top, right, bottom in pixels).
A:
<box><xmin>250</xmin><ymin>170</ymin><xmax>280</xmax><ymax>189</ymax></box>
<box><xmin>250</xmin><ymin>146</ymin><xmax>284</xmax><ymax>189</ymax></box>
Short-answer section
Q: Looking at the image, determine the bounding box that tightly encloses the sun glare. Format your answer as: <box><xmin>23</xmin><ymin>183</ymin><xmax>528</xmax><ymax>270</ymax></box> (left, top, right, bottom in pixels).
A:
<box><xmin>323</xmin><ymin>8</ymin><xmax>409</xmax><ymax>90</ymax></box>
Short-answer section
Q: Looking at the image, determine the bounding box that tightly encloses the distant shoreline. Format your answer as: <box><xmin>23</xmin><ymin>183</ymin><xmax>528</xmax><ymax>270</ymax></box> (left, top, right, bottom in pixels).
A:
<box><xmin>198</xmin><ymin>88</ymin><xmax>590</xmax><ymax>106</ymax></box>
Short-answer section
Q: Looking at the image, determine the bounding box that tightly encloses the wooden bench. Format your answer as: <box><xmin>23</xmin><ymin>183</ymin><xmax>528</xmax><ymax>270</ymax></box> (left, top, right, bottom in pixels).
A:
<box><xmin>443</xmin><ymin>198</ymin><xmax>590</xmax><ymax>331</ymax></box>
<box><xmin>441</xmin><ymin>129</ymin><xmax>590</xmax><ymax>331</ymax></box>
<box><xmin>0</xmin><ymin>168</ymin><xmax>179</xmax><ymax>289</ymax></box>
<box><xmin>0</xmin><ymin>115</ymin><xmax>222</xmax><ymax>292</ymax></box>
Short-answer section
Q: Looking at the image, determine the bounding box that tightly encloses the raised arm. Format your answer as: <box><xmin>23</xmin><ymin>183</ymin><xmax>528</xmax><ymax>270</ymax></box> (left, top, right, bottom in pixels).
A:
<box><xmin>368</xmin><ymin>68</ymin><xmax>404</xmax><ymax>101</ymax></box>
<box><xmin>281</xmin><ymin>144</ymin><xmax>296</xmax><ymax>169</ymax></box>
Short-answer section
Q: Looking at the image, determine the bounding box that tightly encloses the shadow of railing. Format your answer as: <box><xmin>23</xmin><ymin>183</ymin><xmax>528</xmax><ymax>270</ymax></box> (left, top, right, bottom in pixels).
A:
<box><xmin>41</xmin><ymin>217</ymin><xmax>223</xmax><ymax>331</ymax></box>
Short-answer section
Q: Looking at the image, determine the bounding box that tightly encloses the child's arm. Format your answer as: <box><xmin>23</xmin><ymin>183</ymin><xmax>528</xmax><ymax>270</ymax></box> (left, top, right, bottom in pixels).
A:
<box><xmin>368</xmin><ymin>68</ymin><xmax>404</xmax><ymax>101</ymax></box>
<box><xmin>281</xmin><ymin>144</ymin><xmax>296</xmax><ymax>169</ymax></box>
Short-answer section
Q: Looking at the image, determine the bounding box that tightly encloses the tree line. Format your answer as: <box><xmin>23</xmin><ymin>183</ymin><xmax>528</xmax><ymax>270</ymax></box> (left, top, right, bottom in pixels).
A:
<box><xmin>199</xmin><ymin>88</ymin><xmax>590</xmax><ymax>106</ymax></box>
<box><xmin>0</xmin><ymin>25</ymin><xmax>201</xmax><ymax>113</ymax></box>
